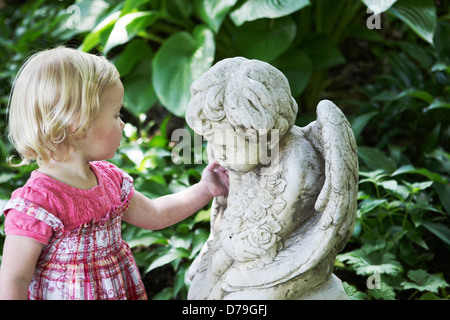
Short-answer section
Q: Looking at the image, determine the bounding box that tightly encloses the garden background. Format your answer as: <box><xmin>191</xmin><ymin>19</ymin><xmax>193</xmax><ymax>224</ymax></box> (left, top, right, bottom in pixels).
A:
<box><xmin>0</xmin><ymin>0</ymin><xmax>449</xmax><ymax>300</ymax></box>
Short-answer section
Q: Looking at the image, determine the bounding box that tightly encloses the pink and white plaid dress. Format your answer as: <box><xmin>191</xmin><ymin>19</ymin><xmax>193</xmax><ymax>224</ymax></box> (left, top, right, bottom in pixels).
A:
<box><xmin>3</xmin><ymin>161</ymin><xmax>147</xmax><ymax>300</ymax></box>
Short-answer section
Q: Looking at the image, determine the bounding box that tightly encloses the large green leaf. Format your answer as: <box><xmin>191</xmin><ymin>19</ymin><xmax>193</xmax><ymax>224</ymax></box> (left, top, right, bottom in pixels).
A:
<box><xmin>195</xmin><ymin>0</ymin><xmax>238</xmax><ymax>33</ymax></box>
<box><xmin>113</xmin><ymin>39</ymin><xmax>149</xmax><ymax>77</ymax></box>
<box><xmin>103</xmin><ymin>11</ymin><xmax>159</xmax><ymax>53</ymax></box>
<box><xmin>358</xmin><ymin>146</ymin><xmax>397</xmax><ymax>173</ymax></box>
<box><xmin>300</xmin><ymin>33</ymin><xmax>346</xmax><ymax>70</ymax></box>
<box><xmin>120</xmin><ymin>41</ymin><xmax>157</xmax><ymax>116</ymax></box>
<box><xmin>61</xmin><ymin>0</ymin><xmax>110</xmax><ymax>37</ymax></box>
<box><xmin>121</xmin><ymin>0</ymin><xmax>151</xmax><ymax>16</ymax></box>
<box><xmin>434</xmin><ymin>182</ymin><xmax>450</xmax><ymax>216</ymax></box>
<box><xmin>230</xmin><ymin>0</ymin><xmax>310</xmax><ymax>26</ymax></box>
<box><xmin>388</xmin><ymin>0</ymin><xmax>437</xmax><ymax>44</ymax></box>
<box><xmin>422</xmin><ymin>222</ymin><xmax>450</xmax><ymax>246</ymax></box>
<box><xmin>145</xmin><ymin>247</ymin><xmax>190</xmax><ymax>273</ymax></box>
<box><xmin>233</xmin><ymin>16</ymin><xmax>296</xmax><ymax>62</ymax></box>
<box><xmin>392</xmin><ymin>165</ymin><xmax>447</xmax><ymax>184</ymax></box>
<box><xmin>273</xmin><ymin>49</ymin><xmax>313</xmax><ymax>97</ymax></box>
<box><xmin>433</xmin><ymin>22</ymin><xmax>450</xmax><ymax>63</ymax></box>
<box><xmin>152</xmin><ymin>26</ymin><xmax>215</xmax><ymax>117</ymax></box>
<box><xmin>361</xmin><ymin>0</ymin><xmax>397</xmax><ymax>14</ymax></box>
<box><xmin>79</xmin><ymin>11</ymin><xmax>120</xmax><ymax>52</ymax></box>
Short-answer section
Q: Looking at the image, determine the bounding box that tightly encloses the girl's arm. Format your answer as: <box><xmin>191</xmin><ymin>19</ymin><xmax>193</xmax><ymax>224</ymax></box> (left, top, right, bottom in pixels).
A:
<box><xmin>123</xmin><ymin>161</ymin><xmax>229</xmax><ymax>230</ymax></box>
<box><xmin>0</xmin><ymin>235</ymin><xmax>43</xmax><ymax>300</ymax></box>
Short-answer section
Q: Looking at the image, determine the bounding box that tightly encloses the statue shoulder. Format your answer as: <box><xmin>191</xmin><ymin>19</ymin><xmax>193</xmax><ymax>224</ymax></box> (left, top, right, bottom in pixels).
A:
<box><xmin>276</xmin><ymin>126</ymin><xmax>324</xmax><ymax>176</ymax></box>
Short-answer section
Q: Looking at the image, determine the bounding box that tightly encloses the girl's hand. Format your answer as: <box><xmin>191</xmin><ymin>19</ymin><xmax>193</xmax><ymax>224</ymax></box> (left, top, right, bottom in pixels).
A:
<box><xmin>200</xmin><ymin>161</ymin><xmax>229</xmax><ymax>198</ymax></box>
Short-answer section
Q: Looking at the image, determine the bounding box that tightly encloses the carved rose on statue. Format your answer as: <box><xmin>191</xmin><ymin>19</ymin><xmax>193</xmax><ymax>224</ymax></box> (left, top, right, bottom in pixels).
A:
<box><xmin>257</xmin><ymin>190</ymin><xmax>275</xmax><ymax>209</ymax></box>
<box><xmin>266</xmin><ymin>173</ymin><xmax>288</xmax><ymax>195</ymax></box>
<box><xmin>247</xmin><ymin>222</ymin><xmax>282</xmax><ymax>267</ymax></box>
<box><xmin>246</xmin><ymin>206</ymin><xmax>267</xmax><ymax>225</ymax></box>
<box><xmin>221</xmin><ymin>166</ymin><xmax>287</xmax><ymax>268</ymax></box>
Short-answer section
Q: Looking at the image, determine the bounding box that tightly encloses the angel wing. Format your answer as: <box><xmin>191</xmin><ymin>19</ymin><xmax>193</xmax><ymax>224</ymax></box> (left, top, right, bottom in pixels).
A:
<box><xmin>310</xmin><ymin>99</ymin><xmax>359</xmax><ymax>233</ymax></box>
<box><xmin>221</xmin><ymin>100</ymin><xmax>358</xmax><ymax>293</ymax></box>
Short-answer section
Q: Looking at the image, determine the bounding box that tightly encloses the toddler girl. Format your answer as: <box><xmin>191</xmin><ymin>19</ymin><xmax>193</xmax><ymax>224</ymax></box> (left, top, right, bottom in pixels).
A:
<box><xmin>0</xmin><ymin>47</ymin><xmax>229</xmax><ymax>300</ymax></box>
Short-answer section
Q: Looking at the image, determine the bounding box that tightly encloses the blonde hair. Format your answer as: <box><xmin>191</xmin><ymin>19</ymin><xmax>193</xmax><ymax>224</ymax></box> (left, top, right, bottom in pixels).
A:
<box><xmin>7</xmin><ymin>46</ymin><xmax>120</xmax><ymax>166</ymax></box>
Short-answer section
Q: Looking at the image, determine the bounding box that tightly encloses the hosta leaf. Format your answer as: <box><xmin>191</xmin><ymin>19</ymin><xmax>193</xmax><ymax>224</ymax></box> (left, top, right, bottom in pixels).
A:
<box><xmin>401</xmin><ymin>269</ymin><xmax>449</xmax><ymax>293</ymax></box>
<box><xmin>362</xmin><ymin>0</ymin><xmax>397</xmax><ymax>14</ymax></box>
<box><xmin>169</xmin><ymin>233</ymin><xmax>192</xmax><ymax>250</ymax></box>
<box><xmin>190</xmin><ymin>228</ymin><xmax>209</xmax><ymax>259</ymax></box>
<box><xmin>67</xmin><ymin>0</ymin><xmax>110</xmax><ymax>34</ymax></box>
<box><xmin>233</xmin><ymin>16</ymin><xmax>296</xmax><ymax>62</ymax></box>
<box><xmin>121</xmin><ymin>0</ymin><xmax>151</xmax><ymax>16</ymax></box>
<box><xmin>358</xmin><ymin>146</ymin><xmax>396</xmax><ymax>173</ymax></box>
<box><xmin>350</xmin><ymin>111</ymin><xmax>378</xmax><ymax>138</ymax></box>
<box><xmin>300</xmin><ymin>33</ymin><xmax>345</xmax><ymax>71</ymax></box>
<box><xmin>273</xmin><ymin>49</ymin><xmax>313</xmax><ymax>97</ymax></box>
<box><xmin>113</xmin><ymin>39</ymin><xmax>150</xmax><ymax>77</ymax></box>
<box><xmin>392</xmin><ymin>165</ymin><xmax>447</xmax><ymax>184</ymax></box>
<box><xmin>79</xmin><ymin>11</ymin><xmax>120</xmax><ymax>52</ymax></box>
<box><xmin>145</xmin><ymin>247</ymin><xmax>190</xmax><ymax>273</ymax></box>
<box><xmin>127</xmin><ymin>231</ymin><xmax>168</xmax><ymax>248</ymax></box>
<box><xmin>152</xmin><ymin>26</ymin><xmax>215</xmax><ymax>117</ymax></box>
<box><xmin>422</xmin><ymin>222</ymin><xmax>450</xmax><ymax>246</ymax></box>
<box><xmin>173</xmin><ymin>263</ymin><xmax>188</xmax><ymax>298</ymax></box>
<box><xmin>104</xmin><ymin>11</ymin><xmax>159</xmax><ymax>53</ymax></box>
<box><xmin>434</xmin><ymin>182</ymin><xmax>450</xmax><ymax>216</ymax></box>
<box><xmin>152</xmin><ymin>287</ymin><xmax>174</xmax><ymax>300</ymax></box>
<box><xmin>388</xmin><ymin>0</ymin><xmax>437</xmax><ymax>44</ymax></box>
<box><xmin>359</xmin><ymin>198</ymin><xmax>387</xmax><ymax>215</ymax></box>
<box><xmin>196</xmin><ymin>0</ymin><xmax>238</xmax><ymax>33</ymax></box>
<box><xmin>230</xmin><ymin>0</ymin><xmax>310</xmax><ymax>26</ymax></box>
<box><xmin>123</xmin><ymin>74</ymin><xmax>157</xmax><ymax>116</ymax></box>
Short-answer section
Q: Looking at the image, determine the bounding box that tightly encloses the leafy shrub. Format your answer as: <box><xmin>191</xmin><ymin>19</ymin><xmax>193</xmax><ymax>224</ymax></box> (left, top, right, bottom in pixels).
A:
<box><xmin>0</xmin><ymin>0</ymin><xmax>449</xmax><ymax>300</ymax></box>
<box><xmin>335</xmin><ymin>17</ymin><xmax>450</xmax><ymax>299</ymax></box>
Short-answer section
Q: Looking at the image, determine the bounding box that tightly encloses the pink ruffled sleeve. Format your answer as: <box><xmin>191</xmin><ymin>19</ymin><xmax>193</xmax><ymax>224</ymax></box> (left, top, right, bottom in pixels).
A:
<box><xmin>3</xmin><ymin>187</ymin><xmax>54</xmax><ymax>245</ymax></box>
<box><xmin>4</xmin><ymin>209</ymin><xmax>53</xmax><ymax>244</ymax></box>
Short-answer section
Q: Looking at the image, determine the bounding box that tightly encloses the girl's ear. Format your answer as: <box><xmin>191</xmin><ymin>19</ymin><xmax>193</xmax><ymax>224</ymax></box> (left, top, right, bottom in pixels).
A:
<box><xmin>68</xmin><ymin>114</ymin><xmax>87</xmax><ymax>138</ymax></box>
<box><xmin>68</xmin><ymin>121</ymin><xmax>87</xmax><ymax>139</ymax></box>
<box><xmin>69</xmin><ymin>122</ymin><xmax>78</xmax><ymax>134</ymax></box>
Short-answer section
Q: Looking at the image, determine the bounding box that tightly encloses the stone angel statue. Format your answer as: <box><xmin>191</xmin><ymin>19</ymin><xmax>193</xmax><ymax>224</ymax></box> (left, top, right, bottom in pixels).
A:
<box><xmin>186</xmin><ymin>57</ymin><xmax>358</xmax><ymax>300</ymax></box>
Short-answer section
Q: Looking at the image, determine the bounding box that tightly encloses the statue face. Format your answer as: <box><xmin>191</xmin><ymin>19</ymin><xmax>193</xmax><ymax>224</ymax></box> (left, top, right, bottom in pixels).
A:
<box><xmin>207</xmin><ymin>125</ymin><xmax>260</xmax><ymax>173</ymax></box>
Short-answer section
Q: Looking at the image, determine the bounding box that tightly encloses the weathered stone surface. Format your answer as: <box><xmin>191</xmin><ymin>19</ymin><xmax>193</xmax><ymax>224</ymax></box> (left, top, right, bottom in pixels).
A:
<box><xmin>186</xmin><ymin>57</ymin><xmax>358</xmax><ymax>300</ymax></box>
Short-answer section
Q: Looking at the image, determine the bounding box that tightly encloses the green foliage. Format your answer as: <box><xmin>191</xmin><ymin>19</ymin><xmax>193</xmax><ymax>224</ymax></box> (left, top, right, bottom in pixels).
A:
<box><xmin>402</xmin><ymin>269</ymin><xmax>449</xmax><ymax>294</ymax></box>
<box><xmin>0</xmin><ymin>0</ymin><xmax>449</xmax><ymax>300</ymax></box>
<box><xmin>336</xmin><ymin>14</ymin><xmax>450</xmax><ymax>299</ymax></box>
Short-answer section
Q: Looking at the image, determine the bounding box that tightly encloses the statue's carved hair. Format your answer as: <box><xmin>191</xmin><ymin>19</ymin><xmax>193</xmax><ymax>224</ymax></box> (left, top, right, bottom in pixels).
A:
<box><xmin>186</xmin><ymin>57</ymin><xmax>298</xmax><ymax>140</ymax></box>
